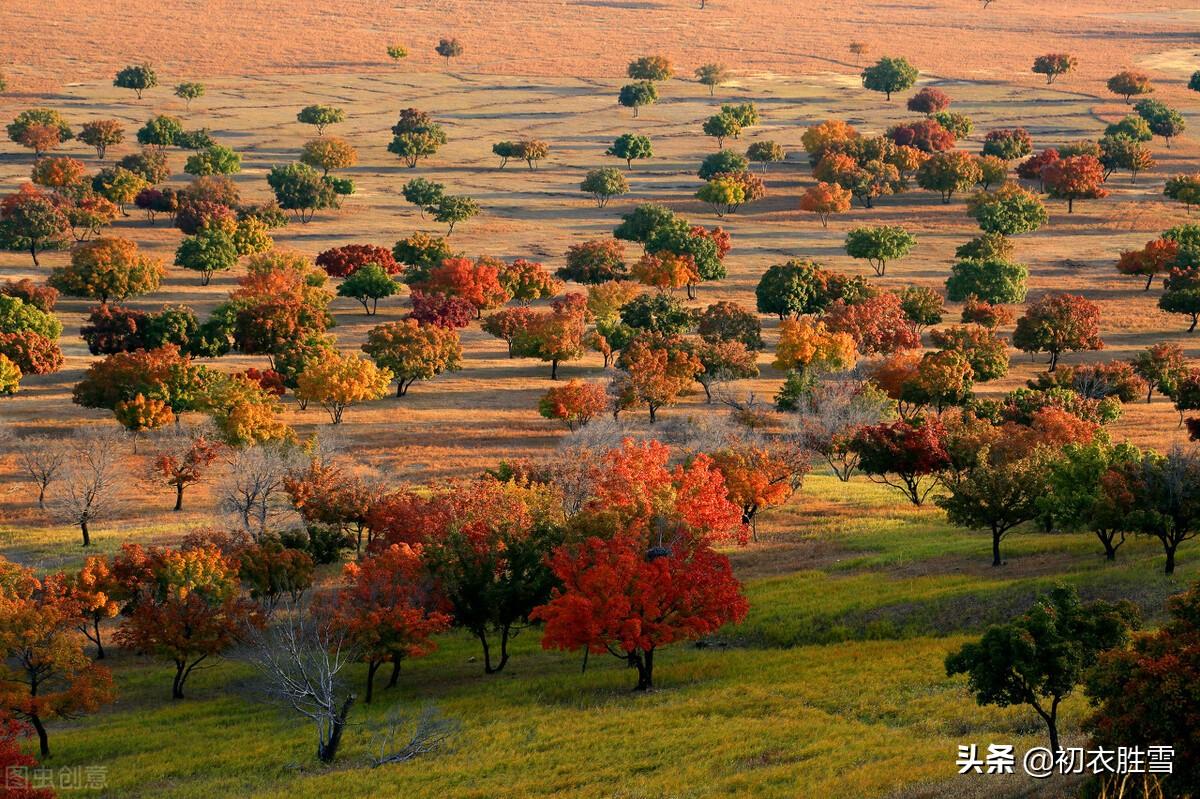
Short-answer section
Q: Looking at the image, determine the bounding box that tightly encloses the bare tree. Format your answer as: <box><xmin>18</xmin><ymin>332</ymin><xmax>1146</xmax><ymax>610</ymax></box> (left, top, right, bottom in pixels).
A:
<box><xmin>15</xmin><ymin>435</ymin><xmax>68</xmax><ymax>508</ymax></box>
<box><xmin>244</xmin><ymin>600</ymin><xmax>357</xmax><ymax>763</ymax></box>
<box><xmin>791</xmin><ymin>376</ymin><xmax>895</xmax><ymax>482</ymax></box>
<box><xmin>219</xmin><ymin>445</ymin><xmax>301</xmax><ymax>539</ymax></box>
<box><xmin>543</xmin><ymin>418</ymin><xmax>630</xmax><ymax>514</ymax></box>
<box><xmin>369</xmin><ymin>705</ymin><xmax>460</xmax><ymax>767</ymax></box>
<box><xmin>52</xmin><ymin>429</ymin><xmax>123</xmax><ymax>546</ymax></box>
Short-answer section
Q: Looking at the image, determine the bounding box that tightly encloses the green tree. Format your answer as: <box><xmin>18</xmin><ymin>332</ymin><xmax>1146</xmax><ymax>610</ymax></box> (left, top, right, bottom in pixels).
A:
<box><xmin>1134</xmin><ymin>99</ymin><xmax>1186</xmax><ymax>148</ymax></box>
<box><xmin>702</xmin><ymin>113</ymin><xmax>741</xmax><ymax>149</ymax></box>
<box><xmin>137</xmin><ymin>115</ymin><xmax>185</xmax><ymax>149</ymax></box>
<box><xmin>401</xmin><ymin>177</ymin><xmax>444</xmax><ymax>217</ymax></box>
<box><xmin>175</xmin><ymin>228</ymin><xmax>239</xmax><ymax>285</ymax></box>
<box><xmin>336</xmin><ymin>263</ymin><xmax>397</xmax><ymax>315</ymax></box>
<box><xmin>266</xmin><ymin>163</ymin><xmax>339</xmax><ymax>223</ymax></box>
<box><xmin>844</xmin><ymin>226</ymin><xmax>916</xmax><ymax>277</ymax></box>
<box><xmin>627</xmin><ymin>56</ymin><xmax>672</xmax><ymax>81</ymax></box>
<box><xmin>431</xmin><ymin>195</ymin><xmax>479</xmax><ymax>234</ymax></box>
<box><xmin>946</xmin><ymin>586</ymin><xmax>1138</xmax><ymax>752</ymax></box>
<box><xmin>435</xmin><ymin>38</ymin><xmax>463</xmax><ymax>65</ymax></box>
<box><xmin>698</xmin><ymin>149</ymin><xmax>748</xmax><ymax>180</ymax></box>
<box><xmin>607</xmin><ymin>133</ymin><xmax>652</xmax><ymax>169</ymax></box>
<box><xmin>296</xmin><ymin>105</ymin><xmax>344</xmax><ymax>135</ymax></box>
<box><xmin>746</xmin><ymin>140</ymin><xmax>785</xmax><ymax>172</ymax></box>
<box><xmin>938</xmin><ymin>448</ymin><xmax>1051</xmax><ymax>566</ymax></box>
<box><xmin>945</xmin><ymin>257</ymin><xmax>1028</xmax><ymax>304</ymax></box>
<box><xmin>1104</xmin><ymin>115</ymin><xmax>1152</xmax><ymax>143</ymax></box>
<box><xmin>619</xmin><ymin>293</ymin><xmax>694</xmax><ymax>336</ymax></box>
<box><xmin>618</xmin><ymin>82</ymin><xmax>658</xmax><ymax>117</ymax></box>
<box><xmin>1041</xmin><ymin>442</ymin><xmax>1141</xmax><ymax>560</ymax></box>
<box><xmin>184</xmin><ymin>144</ymin><xmax>241</xmax><ymax>176</ymax></box>
<box><xmin>695</xmin><ymin>63</ymin><xmax>728</xmax><ymax>96</ymax></box>
<box><xmin>580</xmin><ymin>167</ymin><xmax>629</xmax><ymax>208</ymax></box>
<box><xmin>174</xmin><ymin>82</ymin><xmax>205</xmax><ymax>108</ymax></box>
<box><xmin>916</xmin><ymin>150</ymin><xmax>982</xmax><ymax>202</ymax></box>
<box><xmin>755</xmin><ymin>260</ymin><xmax>826</xmax><ymax>319</ymax></box>
<box><xmin>492</xmin><ymin>141</ymin><xmax>518</xmax><ymax>169</ymax></box>
<box><xmin>861</xmin><ymin>57</ymin><xmax>919</xmax><ymax>101</ymax></box>
<box><xmin>114</xmin><ymin>64</ymin><xmax>157</xmax><ymax>99</ymax></box>
<box><xmin>1127</xmin><ymin>447</ymin><xmax>1200</xmax><ymax>575</ymax></box>
<box><xmin>966</xmin><ymin>182</ymin><xmax>1048</xmax><ymax>235</ymax></box>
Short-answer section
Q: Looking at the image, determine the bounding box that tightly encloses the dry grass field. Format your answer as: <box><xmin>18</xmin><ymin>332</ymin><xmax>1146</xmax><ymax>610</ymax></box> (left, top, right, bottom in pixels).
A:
<box><xmin>0</xmin><ymin>2</ymin><xmax>1199</xmax><ymax>797</ymax></box>
<box><xmin>2</xmin><ymin>58</ymin><xmax>1198</xmax><ymax>526</ymax></box>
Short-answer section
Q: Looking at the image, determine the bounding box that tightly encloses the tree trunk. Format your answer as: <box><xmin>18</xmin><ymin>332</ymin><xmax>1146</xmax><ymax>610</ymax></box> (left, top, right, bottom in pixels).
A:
<box><xmin>29</xmin><ymin>713</ymin><xmax>48</xmax><ymax>757</ymax></box>
<box><xmin>479</xmin><ymin>628</ymin><xmax>511</xmax><ymax>674</ymax></box>
<box><xmin>1048</xmin><ymin>351</ymin><xmax>1059</xmax><ymax>371</ymax></box>
<box><xmin>318</xmin><ymin>695</ymin><xmax>354</xmax><ymax>763</ymax></box>
<box><xmin>37</xmin><ymin>484</ymin><xmax>46</xmax><ymax>508</ymax></box>
<box><xmin>172</xmin><ymin>662</ymin><xmax>187</xmax><ymax>699</ymax></box>
<box><xmin>550</xmin><ymin>359</ymin><xmax>559</xmax><ymax>380</ymax></box>
<box><xmin>992</xmin><ymin>529</ymin><xmax>1003</xmax><ymax>567</ymax></box>
<box><xmin>93</xmin><ymin>617</ymin><xmax>105</xmax><ymax>659</ymax></box>
<box><xmin>632</xmin><ymin>648</ymin><xmax>654</xmax><ymax>690</ymax></box>
<box><xmin>365</xmin><ymin>659</ymin><xmax>381</xmax><ymax>704</ymax></box>
<box><xmin>80</xmin><ymin>521</ymin><xmax>91</xmax><ymax>547</ymax></box>
<box><xmin>1164</xmin><ymin>540</ymin><xmax>1177</xmax><ymax>575</ymax></box>
<box><xmin>174</xmin><ymin>482</ymin><xmax>185</xmax><ymax>512</ymax></box>
<box><xmin>387</xmin><ymin>658</ymin><xmax>402</xmax><ymax>689</ymax></box>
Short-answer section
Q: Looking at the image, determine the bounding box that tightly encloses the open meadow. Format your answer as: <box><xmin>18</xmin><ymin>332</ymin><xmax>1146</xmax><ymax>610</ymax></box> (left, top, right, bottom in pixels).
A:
<box><xmin>1</xmin><ymin>1</ymin><xmax>1200</xmax><ymax>797</ymax></box>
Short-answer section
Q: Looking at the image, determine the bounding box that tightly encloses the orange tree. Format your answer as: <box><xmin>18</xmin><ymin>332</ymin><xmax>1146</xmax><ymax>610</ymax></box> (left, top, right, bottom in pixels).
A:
<box><xmin>417</xmin><ymin>256</ymin><xmax>510</xmax><ymax>317</ymax></box>
<box><xmin>285</xmin><ymin>459</ymin><xmax>374</xmax><ymax>555</ymax></box>
<box><xmin>361</xmin><ymin>319</ymin><xmax>463</xmax><ymax>396</ymax></box>
<box><xmin>611</xmin><ymin>335</ymin><xmax>703</xmax><ymax>423</ymax></box>
<box><xmin>66</xmin><ymin>556</ymin><xmax>123</xmax><ymax>659</ymax></box>
<box><xmin>538</xmin><ymin>379</ymin><xmax>609</xmax><ymax>430</ymax></box>
<box><xmin>1043</xmin><ymin>155</ymin><xmax>1108</xmax><ymax>213</ymax></box>
<box><xmin>710</xmin><ymin>443</ymin><xmax>808</xmax><ymax>539</ymax></box>
<box><xmin>0</xmin><ymin>560</ymin><xmax>114</xmax><ymax>756</ymax></box>
<box><xmin>48</xmin><ymin>236</ymin><xmax>164</xmax><ymax>304</ymax></box>
<box><xmin>1116</xmin><ymin>238</ymin><xmax>1178</xmax><ymax>291</ymax></box>
<box><xmin>533</xmin><ymin>439</ymin><xmax>749</xmax><ymax>690</ymax></box>
<box><xmin>152</xmin><ymin>431</ymin><xmax>223</xmax><ymax>511</ymax></box>
<box><xmin>0</xmin><ymin>184</ymin><xmax>71</xmax><ymax>265</ymax></box>
<box><xmin>511</xmin><ymin>307</ymin><xmax>586</xmax><ymax>380</ymax></box>
<box><xmin>114</xmin><ymin>544</ymin><xmax>256</xmax><ymax>699</ymax></box>
<box><xmin>328</xmin><ymin>544</ymin><xmax>451</xmax><ymax>703</ymax></box>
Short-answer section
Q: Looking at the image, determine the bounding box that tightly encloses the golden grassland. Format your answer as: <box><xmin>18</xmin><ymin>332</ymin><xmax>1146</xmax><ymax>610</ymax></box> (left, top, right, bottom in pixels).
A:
<box><xmin>3</xmin><ymin>0</ymin><xmax>1200</xmax><ymax>99</ymax></box>
<box><xmin>1</xmin><ymin>63</ymin><xmax>1198</xmax><ymax>528</ymax></box>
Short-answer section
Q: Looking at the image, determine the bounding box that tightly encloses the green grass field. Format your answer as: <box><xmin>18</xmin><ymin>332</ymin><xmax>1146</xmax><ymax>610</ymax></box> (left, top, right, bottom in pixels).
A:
<box><xmin>5</xmin><ymin>471</ymin><xmax>1191</xmax><ymax>799</ymax></box>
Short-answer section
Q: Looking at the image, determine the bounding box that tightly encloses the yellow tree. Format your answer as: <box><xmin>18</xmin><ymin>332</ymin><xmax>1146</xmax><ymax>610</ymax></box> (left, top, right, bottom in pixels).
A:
<box><xmin>296</xmin><ymin>350</ymin><xmax>392</xmax><ymax>424</ymax></box>
<box><xmin>773</xmin><ymin>318</ymin><xmax>858</xmax><ymax>373</ymax></box>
